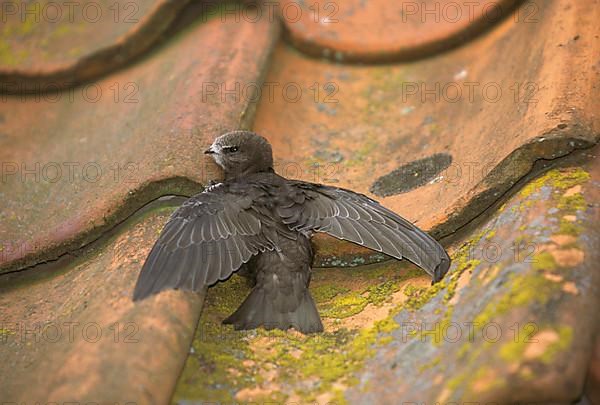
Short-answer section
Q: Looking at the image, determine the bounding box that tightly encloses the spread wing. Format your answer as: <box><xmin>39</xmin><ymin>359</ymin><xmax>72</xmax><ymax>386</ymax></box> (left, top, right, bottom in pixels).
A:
<box><xmin>278</xmin><ymin>181</ymin><xmax>451</xmax><ymax>282</ymax></box>
<box><xmin>133</xmin><ymin>185</ymin><xmax>276</xmax><ymax>300</ymax></box>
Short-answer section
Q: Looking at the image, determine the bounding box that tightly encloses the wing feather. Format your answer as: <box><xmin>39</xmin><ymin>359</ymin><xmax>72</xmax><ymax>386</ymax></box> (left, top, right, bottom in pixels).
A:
<box><xmin>133</xmin><ymin>185</ymin><xmax>275</xmax><ymax>301</ymax></box>
<box><xmin>350</xmin><ymin>220</ymin><xmax>383</xmax><ymax>252</ymax></box>
<box><xmin>281</xmin><ymin>181</ymin><xmax>451</xmax><ymax>282</ymax></box>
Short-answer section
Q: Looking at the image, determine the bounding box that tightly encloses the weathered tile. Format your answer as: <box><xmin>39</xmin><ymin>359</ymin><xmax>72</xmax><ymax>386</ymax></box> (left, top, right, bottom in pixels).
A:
<box><xmin>0</xmin><ymin>0</ymin><xmax>191</xmax><ymax>91</ymax></box>
<box><xmin>0</xmin><ymin>4</ymin><xmax>280</xmax><ymax>272</ymax></box>
<box><xmin>280</xmin><ymin>0</ymin><xmax>519</xmax><ymax>62</ymax></box>
<box><xmin>346</xmin><ymin>153</ymin><xmax>600</xmax><ymax>402</ymax></box>
<box><xmin>173</xmin><ymin>240</ymin><xmax>430</xmax><ymax>404</ymax></box>
<box><xmin>0</xmin><ymin>204</ymin><xmax>204</xmax><ymax>402</ymax></box>
<box><xmin>170</xmin><ymin>149</ymin><xmax>599</xmax><ymax>403</ymax></box>
<box><xmin>253</xmin><ymin>0</ymin><xmax>599</xmax><ymax>264</ymax></box>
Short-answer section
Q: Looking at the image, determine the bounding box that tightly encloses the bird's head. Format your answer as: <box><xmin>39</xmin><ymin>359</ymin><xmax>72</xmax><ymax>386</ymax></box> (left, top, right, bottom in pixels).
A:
<box><xmin>205</xmin><ymin>130</ymin><xmax>274</xmax><ymax>179</ymax></box>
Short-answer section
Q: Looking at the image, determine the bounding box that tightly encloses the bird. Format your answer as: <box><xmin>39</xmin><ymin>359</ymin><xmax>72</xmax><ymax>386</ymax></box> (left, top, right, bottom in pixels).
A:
<box><xmin>133</xmin><ymin>130</ymin><xmax>451</xmax><ymax>333</ymax></box>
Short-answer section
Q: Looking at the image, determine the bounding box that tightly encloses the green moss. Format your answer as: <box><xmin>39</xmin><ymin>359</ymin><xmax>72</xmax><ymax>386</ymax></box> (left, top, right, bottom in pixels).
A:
<box><xmin>540</xmin><ymin>326</ymin><xmax>573</xmax><ymax>364</ymax></box>
<box><xmin>265</xmin><ymin>314</ymin><xmax>400</xmax><ymax>399</ymax></box>
<box><xmin>446</xmin><ymin>354</ymin><xmax>509</xmax><ymax>394</ymax></box>
<box><xmin>447</xmin><ymin>372</ymin><xmax>467</xmax><ymax>391</ymax></box>
<box><xmin>531</xmin><ymin>251</ymin><xmax>557</xmax><ymax>272</ymax></box>
<box><xmin>172</xmin><ymin>275</ymin><xmax>256</xmax><ymax>403</ymax></box>
<box><xmin>519</xmin><ymin>168</ymin><xmax>590</xmax><ymax>199</ymax></box>
<box><xmin>175</xmin><ymin>331</ymin><xmax>254</xmax><ymax>401</ymax></box>
<box><xmin>314</xmin><ymin>261</ymin><xmax>424</xmax><ymax>313</ymax></box>
<box><xmin>401</xmin><ymin>230</ymin><xmax>482</xmax><ymax>314</ymax></box>
<box><xmin>311</xmin><ymin>284</ymin><xmax>350</xmax><ymax>302</ymax></box>
<box><xmin>547</xmin><ymin>170</ymin><xmax>588</xmax><ymax>237</ymax></box>
<box><xmin>174</xmin><ymin>257</ymin><xmax>427</xmax><ymax>402</ymax></box>
<box><xmin>429</xmin><ymin>306</ymin><xmax>455</xmax><ymax>347</ymax></box>
<box><xmin>557</xmin><ymin>193</ymin><xmax>586</xmax><ymax>212</ymax></box>
<box><xmin>0</xmin><ymin>41</ymin><xmax>27</xmax><ymax>67</ymax></box>
<box><xmin>403</xmin><ymin>283</ymin><xmax>441</xmax><ymax>310</ymax></box>
<box><xmin>364</xmin><ymin>279</ymin><xmax>401</xmax><ymax>306</ymax></box>
<box><xmin>418</xmin><ymin>356</ymin><xmax>442</xmax><ymax>373</ymax></box>
<box><xmin>444</xmin><ymin>259</ymin><xmax>480</xmax><ymax>303</ymax></box>
<box><xmin>498</xmin><ymin>325</ymin><xmax>573</xmax><ymax>365</ymax></box>
<box><xmin>498</xmin><ymin>324</ymin><xmax>533</xmax><ymax>362</ymax></box>
<box><xmin>475</xmin><ymin>247</ymin><xmax>559</xmax><ymax>331</ymax></box>
<box><xmin>558</xmin><ymin>220</ymin><xmax>583</xmax><ymax>236</ymax></box>
<box><xmin>320</xmin><ymin>293</ymin><xmax>369</xmax><ymax>318</ymax></box>
<box><xmin>514</xmin><ymin>167</ymin><xmax>590</xmax><ymax>213</ymax></box>
<box><xmin>473</xmin><ymin>270</ymin><xmax>558</xmax><ymax>327</ymax></box>
<box><xmin>0</xmin><ymin>327</ymin><xmax>14</xmax><ymax>337</ymax></box>
<box><xmin>206</xmin><ymin>274</ymin><xmax>251</xmax><ymax>314</ymax></box>
<box><xmin>298</xmin><ymin>331</ymin><xmax>359</xmax><ymax>383</ymax></box>
<box><xmin>435</xmin><ymin>168</ymin><xmax>592</xmax><ymax>395</ymax></box>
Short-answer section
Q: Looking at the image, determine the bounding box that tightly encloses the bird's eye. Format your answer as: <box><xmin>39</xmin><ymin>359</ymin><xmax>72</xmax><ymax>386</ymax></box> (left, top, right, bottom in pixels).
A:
<box><xmin>224</xmin><ymin>146</ymin><xmax>239</xmax><ymax>153</ymax></box>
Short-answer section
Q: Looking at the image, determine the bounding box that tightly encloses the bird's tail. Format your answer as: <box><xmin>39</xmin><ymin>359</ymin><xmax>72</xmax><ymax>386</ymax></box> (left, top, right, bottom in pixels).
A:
<box><xmin>223</xmin><ymin>286</ymin><xmax>323</xmax><ymax>334</ymax></box>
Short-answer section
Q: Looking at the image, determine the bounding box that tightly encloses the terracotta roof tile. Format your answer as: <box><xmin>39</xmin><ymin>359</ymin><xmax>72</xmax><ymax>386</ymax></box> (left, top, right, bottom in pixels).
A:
<box><xmin>0</xmin><ymin>205</ymin><xmax>204</xmax><ymax>402</ymax></box>
<box><xmin>0</xmin><ymin>8</ymin><xmax>279</xmax><ymax>272</ymax></box>
<box><xmin>254</xmin><ymin>0</ymin><xmax>599</xmax><ymax>249</ymax></box>
<box><xmin>281</xmin><ymin>0</ymin><xmax>521</xmax><ymax>62</ymax></box>
<box><xmin>343</xmin><ymin>151</ymin><xmax>600</xmax><ymax>402</ymax></box>
<box><xmin>0</xmin><ymin>0</ymin><xmax>193</xmax><ymax>90</ymax></box>
<box><xmin>0</xmin><ymin>0</ymin><xmax>598</xmax><ymax>402</ymax></box>
<box><xmin>172</xmin><ymin>148</ymin><xmax>600</xmax><ymax>403</ymax></box>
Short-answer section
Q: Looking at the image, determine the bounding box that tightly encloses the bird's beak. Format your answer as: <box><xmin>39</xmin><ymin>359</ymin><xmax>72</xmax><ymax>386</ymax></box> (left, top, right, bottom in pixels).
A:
<box><xmin>204</xmin><ymin>146</ymin><xmax>215</xmax><ymax>155</ymax></box>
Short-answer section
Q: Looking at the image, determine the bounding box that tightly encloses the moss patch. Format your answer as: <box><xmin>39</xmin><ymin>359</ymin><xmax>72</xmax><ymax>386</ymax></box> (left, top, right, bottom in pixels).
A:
<box><xmin>311</xmin><ymin>284</ymin><xmax>350</xmax><ymax>302</ymax></box>
<box><xmin>557</xmin><ymin>193</ymin><xmax>586</xmax><ymax>212</ymax></box>
<box><xmin>443</xmin><ymin>167</ymin><xmax>591</xmax><ymax>397</ymax></box>
<box><xmin>320</xmin><ymin>294</ymin><xmax>369</xmax><ymax>318</ymax></box>
<box><xmin>519</xmin><ymin>168</ymin><xmax>590</xmax><ymax>199</ymax></box>
<box><xmin>172</xmin><ymin>275</ymin><xmax>257</xmax><ymax>403</ymax></box>
<box><xmin>473</xmin><ymin>255</ymin><xmax>558</xmax><ymax>327</ymax></box>
<box><xmin>173</xmin><ymin>167</ymin><xmax>592</xmax><ymax>402</ymax></box>
<box><xmin>173</xmin><ymin>258</ymin><xmax>432</xmax><ymax>403</ymax></box>
<box><xmin>540</xmin><ymin>325</ymin><xmax>573</xmax><ymax>364</ymax></box>
<box><xmin>498</xmin><ymin>323</ymin><xmax>535</xmax><ymax>362</ymax></box>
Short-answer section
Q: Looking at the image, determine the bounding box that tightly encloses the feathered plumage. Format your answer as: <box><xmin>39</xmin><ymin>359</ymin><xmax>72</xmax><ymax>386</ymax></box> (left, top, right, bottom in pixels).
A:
<box><xmin>133</xmin><ymin>131</ymin><xmax>450</xmax><ymax>333</ymax></box>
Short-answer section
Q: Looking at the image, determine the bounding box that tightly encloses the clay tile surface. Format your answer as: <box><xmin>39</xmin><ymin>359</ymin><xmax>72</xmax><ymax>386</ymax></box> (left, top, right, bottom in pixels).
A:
<box><xmin>0</xmin><ymin>0</ymin><xmax>192</xmax><ymax>90</ymax></box>
<box><xmin>254</xmin><ymin>0</ymin><xmax>599</xmax><ymax>243</ymax></box>
<box><xmin>0</xmin><ymin>204</ymin><xmax>205</xmax><ymax>402</ymax></box>
<box><xmin>171</xmin><ymin>149</ymin><xmax>600</xmax><ymax>403</ymax></box>
<box><xmin>345</xmin><ymin>152</ymin><xmax>600</xmax><ymax>403</ymax></box>
<box><xmin>0</xmin><ymin>5</ymin><xmax>279</xmax><ymax>272</ymax></box>
<box><xmin>281</xmin><ymin>0</ymin><xmax>520</xmax><ymax>62</ymax></box>
<box><xmin>1</xmin><ymin>0</ymin><xmax>599</xmax><ymax>402</ymax></box>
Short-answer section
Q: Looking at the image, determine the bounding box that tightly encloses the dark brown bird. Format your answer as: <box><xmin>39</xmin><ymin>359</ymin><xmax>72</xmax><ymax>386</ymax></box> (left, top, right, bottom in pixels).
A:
<box><xmin>133</xmin><ymin>131</ymin><xmax>450</xmax><ymax>333</ymax></box>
